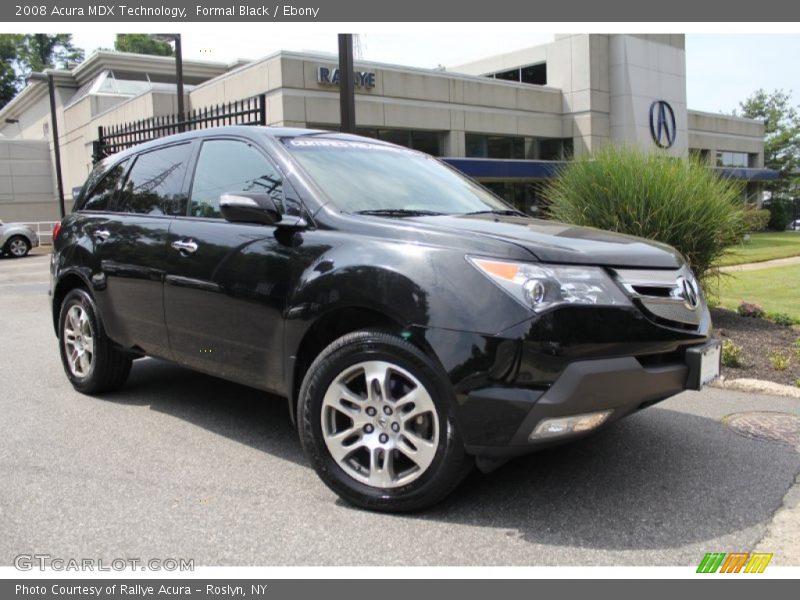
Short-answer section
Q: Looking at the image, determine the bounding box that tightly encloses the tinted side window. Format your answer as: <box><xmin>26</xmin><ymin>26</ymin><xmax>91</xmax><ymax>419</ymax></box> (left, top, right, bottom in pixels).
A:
<box><xmin>189</xmin><ymin>140</ymin><xmax>284</xmax><ymax>219</ymax></box>
<box><xmin>117</xmin><ymin>143</ymin><xmax>192</xmax><ymax>216</ymax></box>
<box><xmin>82</xmin><ymin>159</ymin><xmax>129</xmax><ymax>211</ymax></box>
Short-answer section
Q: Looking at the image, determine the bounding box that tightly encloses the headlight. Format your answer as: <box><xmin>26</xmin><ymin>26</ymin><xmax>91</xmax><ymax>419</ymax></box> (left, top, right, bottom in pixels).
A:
<box><xmin>467</xmin><ymin>256</ymin><xmax>630</xmax><ymax>312</ymax></box>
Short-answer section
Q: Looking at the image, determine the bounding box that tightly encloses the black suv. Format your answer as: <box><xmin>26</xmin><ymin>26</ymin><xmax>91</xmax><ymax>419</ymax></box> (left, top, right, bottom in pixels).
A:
<box><xmin>51</xmin><ymin>127</ymin><xmax>720</xmax><ymax>511</ymax></box>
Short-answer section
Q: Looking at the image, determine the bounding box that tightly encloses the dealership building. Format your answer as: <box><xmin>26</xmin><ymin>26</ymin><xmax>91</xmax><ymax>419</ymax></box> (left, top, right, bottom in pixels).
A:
<box><xmin>0</xmin><ymin>33</ymin><xmax>774</xmax><ymax>222</ymax></box>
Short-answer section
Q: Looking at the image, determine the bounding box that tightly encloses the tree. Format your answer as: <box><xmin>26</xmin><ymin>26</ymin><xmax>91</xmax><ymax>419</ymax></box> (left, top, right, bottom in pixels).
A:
<box><xmin>0</xmin><ymin>35</ymin><xmax>20</xmax><ymax>109</ymax></box>
<box><xmin>15</xmin><ymin>34</ymin><xmax>84</xmax><ymax>76</ymax></box>
<box><xmin>114</xmin><ymin>34</ymin><xmax>174</xmax><ymax>57</ymax></box>
<box><xmin>0</xmin><ymin>34</ymin><xmax>84</xmax><ymax>109</ymax></box>
<box><xmin>737</xmin><ymin>89</ymin><xmax>800</xmax><ymax>197</ymax></box>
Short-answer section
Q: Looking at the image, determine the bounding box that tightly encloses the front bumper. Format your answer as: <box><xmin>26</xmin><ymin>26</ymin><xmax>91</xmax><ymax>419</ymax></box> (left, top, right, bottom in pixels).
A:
<box><xmin>417</xmin><ymin>304</ymin><xmax>714</xmax><ymax>458</ymax></box>
<box><xmin>463</xmin><ymin>354</ymin><xmax>693</xmax><ymax>457</ymax></box>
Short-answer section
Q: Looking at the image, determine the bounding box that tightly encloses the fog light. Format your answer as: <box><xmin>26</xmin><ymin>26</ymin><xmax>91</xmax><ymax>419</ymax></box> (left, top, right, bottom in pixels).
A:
<box><xmin>529</xmin><ymin>410</ymin><xmax>612</xmax><ymax>440</ymax></box>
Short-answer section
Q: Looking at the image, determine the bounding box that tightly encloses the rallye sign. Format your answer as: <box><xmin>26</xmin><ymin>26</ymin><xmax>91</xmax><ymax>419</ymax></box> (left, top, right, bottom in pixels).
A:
<box><xmin>317</xmin><ymin>66</ymin><xmax>376</xmax><ymax>89</ymax></box>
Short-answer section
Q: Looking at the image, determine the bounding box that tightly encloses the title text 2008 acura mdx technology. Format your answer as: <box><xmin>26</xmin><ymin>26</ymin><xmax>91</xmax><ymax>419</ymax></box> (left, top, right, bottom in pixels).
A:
<box><xmin>50</xmin><ymin>127</ymin><xmax>721</xmax><ymax>511</ymax></box>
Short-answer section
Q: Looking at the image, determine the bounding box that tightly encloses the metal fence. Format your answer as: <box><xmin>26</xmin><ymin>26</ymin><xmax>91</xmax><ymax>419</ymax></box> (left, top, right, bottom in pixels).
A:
<box><xmin>92</xmin><ymin>93</ymin><xmax>267</xmax><ymax>163</ymax></box>
<box><xmin>19</xmin><ymin>221</ymin><xmax>59</xmax><ymax>245</ymax></box>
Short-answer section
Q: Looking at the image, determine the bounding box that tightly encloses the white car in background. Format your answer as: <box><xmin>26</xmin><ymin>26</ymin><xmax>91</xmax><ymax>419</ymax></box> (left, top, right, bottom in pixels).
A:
<box><xmin>0</xmin><ymin>220</ymin><xmax>39</xmax><ymax>257</ymax></box>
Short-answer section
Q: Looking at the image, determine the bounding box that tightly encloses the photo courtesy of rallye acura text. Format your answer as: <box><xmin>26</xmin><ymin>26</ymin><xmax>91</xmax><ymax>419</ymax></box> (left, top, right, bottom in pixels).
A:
<box><xmin>49</xmin><ymin>126</ymin><xmax>721</xmax><ymax>512</ymax></box>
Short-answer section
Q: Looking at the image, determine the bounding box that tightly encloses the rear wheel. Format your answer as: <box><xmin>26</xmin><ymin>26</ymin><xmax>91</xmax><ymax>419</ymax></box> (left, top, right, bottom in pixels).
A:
<box><xmin>58</xmin><ymin>288</ymin><xmax>132</xmax><ymax>394</ymax></box>
<box><xmin>5</xmin><ymin>235</ymin><xmax>30</xmax><ymax>258</ymax></box>
<box><xmin>298</xmin><ymin>330</ymin><xmax>470</xmax><ymax>512</ymax></box>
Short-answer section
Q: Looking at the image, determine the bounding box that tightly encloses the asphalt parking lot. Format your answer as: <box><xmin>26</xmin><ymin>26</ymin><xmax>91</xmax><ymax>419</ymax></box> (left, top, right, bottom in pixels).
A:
<box><xmin>1</xmin><ymin>250</ymin><xmax>799</xmax><ymax>566</ymax></box>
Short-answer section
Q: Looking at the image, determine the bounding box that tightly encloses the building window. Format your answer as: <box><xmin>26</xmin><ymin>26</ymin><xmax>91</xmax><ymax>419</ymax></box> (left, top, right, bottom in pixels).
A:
<box><xmin>690</xmin><ymin>148</ymin><xmax>710</xmax><ymax>164</ymax></box>
<box><xmin>483</xmin><ymin>181</ymin><xmax>545</xmax><ymax>216</ymax></box>
<box><xmin>348</xmin><ymin>127</ymin><xmax>444</xmax><ymax>156</ymax></box>
<box><xmin>466</xmin><ymin>134</ymin><xmax>527</xmax><ymax>159</ymax></box>
<box><xmin>538</xmin><ymin>138</ymin><xmax>573</xmax><ymax>161</ymax></box>
<box><xmin>715</xmin><ymin>151</ymin><xmax>749</xmax><ymax>168</ymax></box>
<box><xmin>493</xmin><ymin>68</ymin><xmax>521</xmax><ymax>82</ymax></box>
<box><xmin>521</xmin><ymin>63</ymin><xmax>547</xmax><ymax>85</ymax></box>
<box><xmin>485</xmin><ymin>62</ymin><xmax>547</xmax><ymax>86</ymax></box>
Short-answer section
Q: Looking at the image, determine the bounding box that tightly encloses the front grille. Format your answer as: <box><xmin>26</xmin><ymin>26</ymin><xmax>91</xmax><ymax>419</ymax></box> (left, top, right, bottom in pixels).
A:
<box><xmin>613</xmin><ymin>266</ymin><xmax>704</xmax><ymax>328</ymax></box>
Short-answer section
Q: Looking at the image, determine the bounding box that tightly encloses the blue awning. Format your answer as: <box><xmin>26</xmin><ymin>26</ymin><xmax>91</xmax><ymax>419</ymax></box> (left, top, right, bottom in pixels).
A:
<box><xmin>442</xmin><ymin>158</ymin><xmax>567</xmax><ymax>179</ymax></box>
<box><xmin>443</xmin><ymin>158</ymin><xmax>779</xmax><ymax>182</ymax></box>
<box><xmin>713</xmin><ymin>167</ymin><xmax>779</xmax><ymax>181</ymax></box>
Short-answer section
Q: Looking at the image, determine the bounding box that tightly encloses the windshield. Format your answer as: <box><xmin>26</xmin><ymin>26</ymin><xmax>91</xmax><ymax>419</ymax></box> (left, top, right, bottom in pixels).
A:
<box><xmin>282</xmin><ymin>137</ymin><xmax>512</xmax><ymax>215</ymax></box>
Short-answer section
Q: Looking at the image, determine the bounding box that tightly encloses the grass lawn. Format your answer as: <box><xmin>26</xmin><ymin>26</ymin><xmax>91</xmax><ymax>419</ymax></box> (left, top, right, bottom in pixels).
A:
<box><xmin>713</xmin><ymin>264</ymin><xmax>800</xmax><ymax>319</ymax></box>
<box><xmin>718</xmin><ymin>231</ymin><xmax>800</xmax><ymax>266</ymax></box>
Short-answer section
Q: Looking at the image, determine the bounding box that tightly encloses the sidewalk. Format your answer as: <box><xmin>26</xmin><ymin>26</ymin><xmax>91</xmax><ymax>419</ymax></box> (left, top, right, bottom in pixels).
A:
<box><xmin>720</xmin><ymin>255</ymin><xmax>800</xmax><ymax>273</ymax></box>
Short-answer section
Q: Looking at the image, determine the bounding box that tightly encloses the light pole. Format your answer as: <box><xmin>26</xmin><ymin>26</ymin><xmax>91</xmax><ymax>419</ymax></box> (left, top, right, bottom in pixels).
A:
<box><xmin>338</xmin><ymin>34</ymin><xmax>356</xmax><ymax>134</ymax></box>
<box><xmin>150</xmin><ymin>34</ymin><xmax>185</xmax><ymax>131</ymax></box>
<box><xmin>29</xmin><ymin>72</ymin><xmax>65</xmax><ymax>219</ymax></box>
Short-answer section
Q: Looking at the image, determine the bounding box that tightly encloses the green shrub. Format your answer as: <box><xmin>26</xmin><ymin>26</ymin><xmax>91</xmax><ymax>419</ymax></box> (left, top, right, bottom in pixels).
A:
<box><xmin>767</xmin><ymin>312</ymin><xmax>796</xmax><ymax>327</ymax></box>
<box><xmin>737</xmin><ymin>301</ymin><xmax>765</xmax><ymax>318</ymax></box>
<box><xmin>765</xmin><ymin>198</ymin><xmax>791</xmax><ymax>231</ymax></box>
<box><xmin>767</xmin><ymin>351</ymin><xmax>791</xmax><ymax>371</ymax></box>
<box><xmin>544</xmin><ymin>146</ymin><xmax>746</xmax><ymax>282</ymax></box>
<box><xmin>721</xmin><ymin>340</ymin><xmax>744</xmax><ymax>368</ymax></box>
<box><xmin>741</xmin><ymin>208</ymin><xmax>771</xmax><ymax>233</ymax></box>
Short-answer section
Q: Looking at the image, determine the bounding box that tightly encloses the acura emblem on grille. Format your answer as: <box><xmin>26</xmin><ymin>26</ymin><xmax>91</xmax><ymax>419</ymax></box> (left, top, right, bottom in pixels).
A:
<box><xmin>677</xmin><ymin>276</ymin><xmax>699</xmax><ymax>310</ymax></box>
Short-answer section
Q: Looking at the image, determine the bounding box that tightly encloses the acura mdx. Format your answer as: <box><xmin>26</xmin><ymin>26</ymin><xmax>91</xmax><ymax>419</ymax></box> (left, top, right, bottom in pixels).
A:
<box><xmin>50</xmin><ymin>127</ymin><xmax>721</xmax><ymax>511</ymax></box>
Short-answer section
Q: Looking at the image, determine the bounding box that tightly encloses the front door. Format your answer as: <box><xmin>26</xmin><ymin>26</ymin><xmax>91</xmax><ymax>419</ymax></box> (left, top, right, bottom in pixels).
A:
<box><xmin>163</xmin><ymin>138</ymin><xmax>294</xmax><ymax>392</ymax></box>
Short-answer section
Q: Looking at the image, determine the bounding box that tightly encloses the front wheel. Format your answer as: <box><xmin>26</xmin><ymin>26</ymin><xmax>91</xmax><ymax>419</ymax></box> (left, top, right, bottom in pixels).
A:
<box><xmin>298</xmin><ymin>330</ymin><xmax>470</xmax><ymax>512</ymax></box>
<box><xmin>58</xmin><ymin>288</ymin><xmax>132</xmax><ymax>394</ymax></box>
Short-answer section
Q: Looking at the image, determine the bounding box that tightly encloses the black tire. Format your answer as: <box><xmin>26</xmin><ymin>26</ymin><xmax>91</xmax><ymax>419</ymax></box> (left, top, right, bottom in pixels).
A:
<box><xmin>58</xmin><ymin>288</ymin><xmax>132</xmax><ymax>394</ymax></box>
<box><xmin>4</xmin><ymin>235</ymin><xmax>30</xmax><ymax>258</ymax></box>
<box><xmin>298</xmin><ymin>329</ymin><xmax>470</xmax><ymax>512</ymax></box>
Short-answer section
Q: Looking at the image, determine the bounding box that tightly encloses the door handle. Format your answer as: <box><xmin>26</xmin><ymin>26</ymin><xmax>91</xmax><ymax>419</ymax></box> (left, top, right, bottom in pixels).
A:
<box><xmin>171</xmin><ymin>239</ymin><xmax>198</xmax><ymax>254</ymax></box>
<box><xmin>93</xmin><ymin>229</ymin><xmax>111</xmax><ymax>242</ymax></box>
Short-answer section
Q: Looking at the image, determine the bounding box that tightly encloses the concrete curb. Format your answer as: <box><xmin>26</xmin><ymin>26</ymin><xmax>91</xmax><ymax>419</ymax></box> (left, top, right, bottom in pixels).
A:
<box><xmin>754</xmin><ymin>472</ymin><xmax>800</xmax><ymax>565</ymax></box>
<box><xmin>711</xmin><ymin>377</ymin><xmax>800</xmax><ymax>399</ymax></box>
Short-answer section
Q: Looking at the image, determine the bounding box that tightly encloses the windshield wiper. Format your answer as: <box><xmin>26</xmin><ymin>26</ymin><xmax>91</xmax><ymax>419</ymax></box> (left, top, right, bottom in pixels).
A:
<box><xmin>462</xmin><ymin>209</ymin><xmax>526</xmax><ymax>217</ymax></box>
<box><xmin>353</xmin><ymin>209</ymin><xmax>446</xmax><ymax>217</ymax></box>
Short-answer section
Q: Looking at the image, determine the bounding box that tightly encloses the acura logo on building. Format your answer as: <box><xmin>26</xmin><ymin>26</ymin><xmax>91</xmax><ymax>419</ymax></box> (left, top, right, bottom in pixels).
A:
<box><xmin>649</xmin><ymin>100</ymin><xmax>677</xmax><ymax>149</ymax></box>
<box><xmin>677</xmin><ymin>276</ymin><xmax>700</xmax><ymax>310</ymax></box>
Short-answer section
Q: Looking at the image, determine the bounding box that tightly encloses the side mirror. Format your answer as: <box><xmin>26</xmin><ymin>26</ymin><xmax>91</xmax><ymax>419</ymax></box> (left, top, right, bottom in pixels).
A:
<box><xmin>219</xmin><ymin>192</ymin><xmax>281</xmax><ymax>225</ymax></box>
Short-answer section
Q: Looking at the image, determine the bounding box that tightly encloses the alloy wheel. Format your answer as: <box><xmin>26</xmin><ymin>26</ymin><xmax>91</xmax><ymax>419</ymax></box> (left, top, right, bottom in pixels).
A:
<box><xmin>321</xmin><ymin>360</ymin><xmax>440</xmax><ymax>489</ymax></box>
<box><xmin>63</xmin><ymin>305</ymin><xmax>95</xmax><ymax>378</ymax></box>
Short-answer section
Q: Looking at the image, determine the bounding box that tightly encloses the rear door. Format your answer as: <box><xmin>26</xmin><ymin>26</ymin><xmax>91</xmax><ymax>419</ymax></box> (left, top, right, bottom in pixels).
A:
<box><xmin>95</xmin><ymin>141</ymin><xmax>194</xmax><ymax>358</ymax></box>
<box><xmin>163</xmin><ymin>137</ymin><xmax>296</xmax><ymax>391</ymax></box>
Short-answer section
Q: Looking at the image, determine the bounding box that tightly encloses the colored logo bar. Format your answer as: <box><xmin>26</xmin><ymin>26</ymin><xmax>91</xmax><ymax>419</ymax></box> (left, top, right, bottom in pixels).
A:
<box><xmin>697</xmin><ymin>552</ymin><xmax>773</xmax><ymax>573</ymax></box>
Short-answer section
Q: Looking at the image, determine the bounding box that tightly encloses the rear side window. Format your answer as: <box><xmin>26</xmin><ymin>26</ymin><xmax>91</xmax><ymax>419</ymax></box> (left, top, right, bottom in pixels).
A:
<box><xmin>189</xmin><ymin>139</ymin><xmax>284</xmax><ymax>219</ymax></box>
<box><xmin>117</xmin><ymin>143</ymin><xmax>192</xmax><ymax>216</ymax></box>
<box><xmin>81</xmin><ymin>159</ymin><xmax>129</xmax><ymax>212</ymax></box>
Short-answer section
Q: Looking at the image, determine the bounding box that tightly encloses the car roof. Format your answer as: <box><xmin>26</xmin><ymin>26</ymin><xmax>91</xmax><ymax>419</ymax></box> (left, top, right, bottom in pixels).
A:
<box><xmin>100</xmin><ymin>126</ymin><xmax>394</xmax><ymax>167</ymax></box>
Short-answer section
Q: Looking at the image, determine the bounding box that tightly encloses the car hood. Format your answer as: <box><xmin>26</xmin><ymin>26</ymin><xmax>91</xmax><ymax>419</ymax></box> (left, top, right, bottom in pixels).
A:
<box><xmin>407</xmin><ymin>214</ymin><xmax>684</xmax><ymax>268</ymax></box>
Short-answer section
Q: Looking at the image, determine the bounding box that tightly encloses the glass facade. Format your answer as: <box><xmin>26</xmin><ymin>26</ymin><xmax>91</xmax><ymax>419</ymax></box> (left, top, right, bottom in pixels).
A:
<box><xmin>715</xmin><ymin>151</ymin><xmax>750</xmax><ymax>168</ymax></box>
<box><xmin>486</xmin><ymin>63</ymin><xmax>547</xmax><ymax>86</ymax></box>
<box><xmin>466</xmin><ymin>133</ymin><xmax>528</xmax><ymax>159</ymax></box>
<box><xmin>307</xmin><ymin>124</ymin><xmax>445</xmax><ymax>156</ymax></box>
<box><xmin>539</xmin><ymin>138</ymin><xmax>573</xmax><ymax>160</ymax></box>
<box><xmin>483</xmin><ymin>181</ymin><xmax>547</xmax><ymax>216</ymax></box>
<box><xmin>466</xmin><ymin>134</ymin><xmax>573</xmax><ymax>160</ymax></box>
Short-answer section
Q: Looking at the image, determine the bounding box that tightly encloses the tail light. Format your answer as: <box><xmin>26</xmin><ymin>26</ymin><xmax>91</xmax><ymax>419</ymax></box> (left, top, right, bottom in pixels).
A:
<box><xmin>52</xmin><ymin>222</ymin><xmax>62</xmax><ymax>241</ymax></box>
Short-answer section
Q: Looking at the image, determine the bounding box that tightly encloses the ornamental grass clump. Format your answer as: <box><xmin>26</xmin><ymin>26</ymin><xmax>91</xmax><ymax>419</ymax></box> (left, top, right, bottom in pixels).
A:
<box><xmin>545</xmin><ymin>146</ymin><xmax>746</xmax><ymax>282</ymax></box>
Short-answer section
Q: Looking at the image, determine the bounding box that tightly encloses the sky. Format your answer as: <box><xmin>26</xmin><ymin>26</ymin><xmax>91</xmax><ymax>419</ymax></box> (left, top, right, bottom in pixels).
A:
<box><xmin>67</xmin><ymin>31</ymin><xmax>800</xmax><ymax>114</ymax></box>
